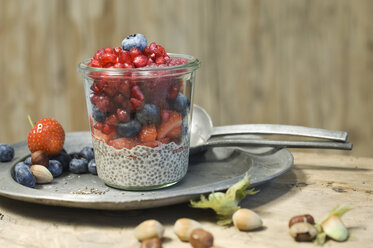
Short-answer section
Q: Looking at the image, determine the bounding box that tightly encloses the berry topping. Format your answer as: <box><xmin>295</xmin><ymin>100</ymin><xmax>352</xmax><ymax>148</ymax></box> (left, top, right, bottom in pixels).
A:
<box><xmin>117</xmin><ymin>120</ymin><xmax>142</xmax><ymax>138</ymax></box>
<box><xmin>157</xmin><ymin>112</ymin><xmax>182</xmax><ymax>139</ymax></box>
<box><xmin>118</xmin><ymin>50</ymin><xmax>131</xmax><ymax>64</ymax></box>
<box><xmin>27</xmin><ymin>117</ymin><xmax>65</xmax><ymax>156</ymax></box>
<box><xmin>121</xmin><ymin>33</ymin><xmax>148</xmax><ymax>52</ymax></box>
<box><xmin>0</xmin><ymin>144</ymin><xmax>14</xmax><ymax>162</ymax></box>
<box><xmin>100</xmin><ymin>53</ymin><xmax>117</xmax><ymax>66</ymax></box>
<box><xmin>139</xmin><ymin>125</ymin><xmax>157</xmax><ymax>143</ymax></box>
<box><xmin>133</xmin><ymin>55</ymin><xmax>148</xmax><ymax>68</ymax></box>
<box><xmin>136</xmin><ymin>104</ymin><xmax>160</xmax><ymax>125</ymax></box>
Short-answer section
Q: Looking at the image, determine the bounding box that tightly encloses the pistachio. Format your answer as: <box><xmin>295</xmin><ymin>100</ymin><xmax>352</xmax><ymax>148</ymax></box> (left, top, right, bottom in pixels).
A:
<box><xmin>173</xmin><ymin>218</ymin><xmax>202</xmax><ymax>241</ymax></box>
<box><xmin>31</xmin><ymin>151</ymin><xmax>49</xmax><ymax>167</ymax></box>
<box><xmin>134</xmin><ymin>219</ymin><xmax>164</xmax><ymax>242</ymax></box>
<box><xmin>232</xmin><ymin>208</ymin><xmax>263</xmax><ymax>231</ymax></box>
<box><xmin>288</xmin><ymin>214</ymin><xmax>315</xmax><ymax>227</ymax></box>
<box><xmin>140</xmin><ymin>238</ymin><xmax>162</xmax><ymax>248</ymax></box>
<box><xmin>30</xmin><ymin>165</ymin><xmax>53</xmax><ymax>184</ymax></box>
<box><xmin>321</xmin><ymin>215</ymin><xmax>348</xmax><ymax>242</ymax></box>
<box><xmin>289</xmin><ymin>222</ymin><xmax>318</xmax><ymax>242</ymax></box>
<box><xmin>190</xmin><ymin>228</ymin><xmax>214</xmax><ymax>248</ymax></box>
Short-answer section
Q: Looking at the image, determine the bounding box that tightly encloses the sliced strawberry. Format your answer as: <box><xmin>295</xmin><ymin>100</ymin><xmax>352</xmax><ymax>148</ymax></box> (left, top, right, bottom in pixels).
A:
<box><xmin>157</xmin><ymin>112</ymin><xmax>182</xmax><ymax>139</ymax></box>
<box><xmin>108</xmin><ymin>137</ymin><xmax>139</xmax><ymax>150</ymax></box>
<box><xmin>141</xmin><ymin>141</ymin><xmax>161</xmax><ymax>148</ymax></box>
<box><xmin>139</xmin><ymin>125</ymin><xmax>157</xmax><ymax>143</ymax></box>
<box><xmin>93</xmin><ymin>128</ymin><xmax>116</xmax><ymax>143</ymax></box>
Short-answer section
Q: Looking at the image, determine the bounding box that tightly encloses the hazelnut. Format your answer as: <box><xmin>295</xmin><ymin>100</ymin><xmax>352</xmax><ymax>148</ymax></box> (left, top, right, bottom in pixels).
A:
<box><xmin>288</xmin><ymin>214</ymin><xmax>315</xmax><ymax>227</ymax></box>
<box><xmin>134</xmin><ymin>219</ymin><xmax>164</xmax><ymax>242</ymax></box>
<box><xmin>31</xmin><ymin>151</ymin><xmax>49</xmax><ymax>167</ymax></box>
<box><xmin>173</xmin><ymin>218</ymin><xmax>202</xmax><ymax>241</ymax></box>
<box><xmin>140</xmin><ymin>238</ymin><xmax>162</xmax><ymax>248</ymax></box>
<box><xmin>232</xmin><ymin>208</ymin><xmax>263</xmax><ymax>231</ymax></box>
<box><xmin>190</xmin><ymin>228</ymin><xmax>214</xmax><ymax>248</ymax></box>
<box><xmin>289</xmin><ymin>222</ymin><xmax>318</xmax><ymax>242</ymax></box>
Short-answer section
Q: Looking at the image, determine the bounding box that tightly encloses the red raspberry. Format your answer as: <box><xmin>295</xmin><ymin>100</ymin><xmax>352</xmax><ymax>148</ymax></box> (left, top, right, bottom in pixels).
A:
<box><xmin>100</xmin><ymin>53</ymin><xmax>117</xmax><ymax>66</ymax></box>
<box><xmin>131</xmin><ymin>86</ymin><xmax>144</xmax><ymax>101</ymax></box>
<box><xmin>133</xmin><ymin>55</ymin><xmax>148</xmax><ymax>68</ymax></box>
<box><xmin>113</xmin><ymin>46</ymin><xmax>122</xmax><ymax>56</ymax></box>
<box><xmin>104</xmin><ymin>47</ymin><xmax>114</xmax><ymax>54</ymax></box>
<box><xmin>93</xmin><ymin>49</ymin><xmax>105</xmax><ymax>60</ymax></box>
<box><xmin>129</xmin><ymin>48</ymin><xmax>142</xmax><ymax>60</ymax></box>
<box><xmin>118</xmin><ymin>50</ymin><xmax>131</xmax><ymax>64</ymax></box>
<box><xmin>116</xmin><ymin>108</ymin><xmax>130</xmax><ymax>122</ymax></box>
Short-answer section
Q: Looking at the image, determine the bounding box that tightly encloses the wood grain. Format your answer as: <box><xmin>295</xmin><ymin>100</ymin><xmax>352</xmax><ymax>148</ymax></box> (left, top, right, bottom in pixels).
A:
<box><xmin>0</xmin><ymin>0</ymin><xmax>372</xmax><ymax>156</ymax></box>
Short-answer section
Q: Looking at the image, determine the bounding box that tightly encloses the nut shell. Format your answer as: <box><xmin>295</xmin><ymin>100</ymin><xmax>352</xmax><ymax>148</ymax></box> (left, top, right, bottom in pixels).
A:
<box><xmin>173</xmin><ymin>218</ymin><xmax>202</xmax><ymax>241</ymax></box>
<box><xmin>134</xmin><ymin>219</ymin><xmax>164</xmax><ymax>242</ymax></box>
<box><xmin>190</xmin><ymin>228</ymin><xmax>214</xmax><ymax>248</ymax></box>
<box><xmin>289</xmin><ymin>222</ymin><xmax>318</xmax><ymax>242</ymax></box>
<box><xmin>31</xmin><ymin>151</ymin><xmax>49</xmax><ymax>167</ymax></box>
<box><xmin>140</xmin><ymin>238</ymin><xmax>162</xmax><ymax>248</ymax></box>
<box><xmin>30</xmin><ymin>165</ymin><xmax>53</xmax><ymax>184</ymax></box>
<box><xmin>232</xmin><ymin>208</ymin><xmax>263</xmax><ymax>231</ymax></box>
<box><xmin>288</xmin><ymin>214</ymin><xmax>315</xmax><ymax>227</ymax></box>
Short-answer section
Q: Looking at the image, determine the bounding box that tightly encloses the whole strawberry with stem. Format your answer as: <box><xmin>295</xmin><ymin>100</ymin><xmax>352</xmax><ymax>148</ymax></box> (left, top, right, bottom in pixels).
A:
<box><xmin>27</xmin><ymin>116</ymin><xmax>65</xmax><ymax>156</ymax></box>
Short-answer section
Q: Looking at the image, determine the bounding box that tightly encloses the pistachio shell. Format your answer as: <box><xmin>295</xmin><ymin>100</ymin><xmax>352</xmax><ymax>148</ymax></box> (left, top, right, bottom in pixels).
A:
<box><xmin>174</xmin><ymin>218</ymin><xmax>202</xmax><ymax>241</ymax></box>
<box><xmin>322</xmin><ymin>215</ymin><xmax>348</xmax><ymax>241</ymax></box>
<box><xmin>232</xmin><ymin>208</ymin><xmax>263</xmax><ymax>231</ymax></box>
<box><xmin>134</xmin><ymin>219</ymin><xmax>164</xmax><ymax>241</ymax></box>
<box><xmin>30</xmin><ymin>165</ymin><xmax>53</xmax><ymax>184</ymax></box>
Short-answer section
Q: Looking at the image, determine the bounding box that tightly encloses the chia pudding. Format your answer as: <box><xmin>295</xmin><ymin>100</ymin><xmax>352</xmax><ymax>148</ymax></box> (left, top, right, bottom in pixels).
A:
<box><xmin>78</xmin><ymin>34</ymin><xmax>199</xmax><ymax>190</ymax></box>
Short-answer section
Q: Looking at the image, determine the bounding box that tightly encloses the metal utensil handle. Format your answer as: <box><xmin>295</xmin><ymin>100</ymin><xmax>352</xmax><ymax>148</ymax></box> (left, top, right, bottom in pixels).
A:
<box><xmin>211</xmin><ymin>124</ymin><xmax>348</xmax><ymax>142</ymax></box>
<box><xmin>204</xmin><ymin>138</ymin><xmax>353</xmax><ymax>150</ymax></box>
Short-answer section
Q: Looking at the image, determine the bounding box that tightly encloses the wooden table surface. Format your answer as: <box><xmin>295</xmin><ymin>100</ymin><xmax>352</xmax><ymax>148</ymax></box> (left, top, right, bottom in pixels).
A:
<box><xmin>0</xmin><ymin>152</ymin><xmax>372</xmax><ymax>247</ymax></box>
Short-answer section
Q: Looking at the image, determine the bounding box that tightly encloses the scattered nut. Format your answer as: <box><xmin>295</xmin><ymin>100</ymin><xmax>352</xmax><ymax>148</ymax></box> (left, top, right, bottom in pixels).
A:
<box><xmin>289</xmin><ymin>222</ymin><xmax>318</xmax><ymax>242</ymax></box>
<box><xmin>232</xmin><ymin>208</ymin><xmax>263</xmax><ymax>231</ymax></box>
<box><xmin>173</xmin><ymin>218</ymin><xmax>202</xmax><ymax>241</ymax></box>
<box><xmin>30</xmin><ymin>165</ymin><xmax>53</xmax><ymax>184</ymax></box>
<box><xmin>322</xmin><ymin>215</ymin><xmax>348</xmax><ymax>242</ymax></box>
<box><xmin>134</xmin><ymin>219</ymin><xmax>164</xmax><ymax>242</ymax></box>
<box><xmin>140</xmin><ymin>238</ymin><xmax>162</xmax><ymax>248</ymax></box>
<box><xmin>31</xmin><ymin>151</ymin><xmax>49</xmax><ymax>167</ymax></box>
<box><xmin>190</xmin><ymin>228</ymin><xmax>214</xmax><ymax>248</ymax></box>
<box><xmin>288</xmin><ymin>214</ymin><xmax>315</xmax><ymax>227</ymax></box>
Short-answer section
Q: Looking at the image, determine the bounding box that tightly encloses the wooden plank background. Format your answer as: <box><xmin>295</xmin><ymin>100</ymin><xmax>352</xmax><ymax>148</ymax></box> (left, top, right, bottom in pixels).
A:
<box><xmin>0</xmin><ymin>0</ymin><xmax>372</xmax><ymax>157</ymax></box>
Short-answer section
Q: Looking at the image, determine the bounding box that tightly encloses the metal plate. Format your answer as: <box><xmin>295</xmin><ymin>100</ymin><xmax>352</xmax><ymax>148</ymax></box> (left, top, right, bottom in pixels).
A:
<box><xmin>0</xmin><ymin>132</ymin><xmax>293</xmax><ymax>210</ymax></box>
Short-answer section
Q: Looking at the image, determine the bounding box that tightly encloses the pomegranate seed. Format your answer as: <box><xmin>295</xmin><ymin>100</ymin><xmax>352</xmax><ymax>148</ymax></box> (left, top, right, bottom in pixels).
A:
<box><xmin>118</xmin><ymin>50</ymin><xmax>131</xmax><ymax>64</ymax></box>
<box><xmin>93</xmin><ymin>49</ymin><xmax>105</xmax><ymax>60</ymax></box>
<box><xmin>104</xmin><ymin>63</ymin><xmax>115</xmax><ymax>68</ymax></box>
<box><xmin>91</xmin><ymin>94</ymin><xmax>113</xmax><ymax>112</ymax></box>
<box><xmin>113</xmin><ymin>46</ymin><xmax>122</xmax><ymax>55</ymax></box>
<box><xmin>114</xmin><ymin>94</ymin><xmax>126</xmax><ymax>104</ymax></box>
<box><xmin>147</xmin><ymin>57</ymin><xmax>155</xmax><ymax>65</ymax></box>
<box><xmin>158</xmin><ymin>45</ymin><xmax>166</xmax><ymax>56</ymax></box>
<box><xmin>89</xmin><ymin>59</ymin><xmax>101</xmax><ymax>67</ymax></box>
<box><xmin>133</xmin><ymin>55</ymin><xmax>148</xmax><ymax>67</ymax></box>
<box><xmin>129</xmin><ymin>48</ymin><xmax>142</xmax><ymax>60</ymax></box>
<box><xmin>100</xmin><ymin>53</ymin><xmax>117</xmax><ymax>66</ymax></box>
<box><xmin>144</xmin><ymin>47</ymin><xmax>150</xmax><ymax>56</ymax></box>
<box><xmin>123</xmin><ymin>62</ymin><xmax>135</xmax><ymax>68</ymax></box>
<box><xmin>119</xmin><ymin>81</ymin><xmax>130</xmax><ymax>96</ymax></box>
<box><xmin>130</xmin><ymin>98</ymin><xmax>144</xmax><ymax>111</ymax></box>
<box><xmin>155</xmin><ymin>56</ymin><xmax>166</xmax><ymax>65</ymax></box>
<box><xmin>116</xmin><ymin>108</ymin><xmax>130</xmax><ymax>122</ymax></box>
<box><xmin>113</xmin><ymin>63</ymin><xmax>125</xmax><ymax>68</ymax></box>
<box><xmin>131</xmin><ymin>86</ymin><xmax>144</xmax><ymax>101</ymax></box>
<box><xmin>164</xmin><ymin>55</ymin><xmax>170</xmax><ymax>62</ymax></box>
<box><xmin>104</xmin><ymin>47</ymin><xmax>114</xmax><ymax>54</ymax></box>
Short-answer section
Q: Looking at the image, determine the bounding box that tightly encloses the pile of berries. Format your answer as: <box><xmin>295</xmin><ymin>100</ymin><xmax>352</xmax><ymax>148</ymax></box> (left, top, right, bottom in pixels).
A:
<box><xmin>88</xmin><ymin>34</ymin><xmax>190</xmax><ymax>149</ymax></box>
<box><xmin>0</xmin><ymin>144</ymin><xmax>14</xmax><ymax>162</ymax></box>
<box><xmin>14</xmin><ymin>147</ymin><xmax>97</xmax><ymax>188</ymax></box>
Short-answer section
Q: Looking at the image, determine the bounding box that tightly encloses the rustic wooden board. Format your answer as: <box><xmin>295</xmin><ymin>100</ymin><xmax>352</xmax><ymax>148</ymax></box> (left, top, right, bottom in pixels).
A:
<box><xmin>0</xmin><ymin>152</ymin><xmax>371</xmax><ymax>247</ymax></box>
<box><xmin>0</xmin><ymin>0</ymin><xmax>373</xmax><ymax>157</ymax></box>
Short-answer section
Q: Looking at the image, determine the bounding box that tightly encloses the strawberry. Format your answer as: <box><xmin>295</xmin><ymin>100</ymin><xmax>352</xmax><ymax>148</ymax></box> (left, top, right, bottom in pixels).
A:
<box><xmin>108</xmin><ymin>137</ymin><xmax>139</xmax><ymax>150</ymax></box>
<box><xmin>93</xmin><ymin>127</ymin><xmax>116</xmax><ymax>143</ymax></box>
<box><xmin>27</xmin><ymin>118</ymin><xmax>65</xmax><ymax>156</ymax></box>
<box><xmin>157</xmin><ymin>112</ymin><xmax>182</xmax><ymax>139</ymax></box>
<box><xmin>139</xmin><ymin>125</ymin><xmax>157</xmax><ymax>143</ymax></box>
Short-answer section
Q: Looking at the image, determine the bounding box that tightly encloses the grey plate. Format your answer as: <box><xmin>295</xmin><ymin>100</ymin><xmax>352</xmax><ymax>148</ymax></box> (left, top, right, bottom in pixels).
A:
<box><xmin>0</xmin><ymin>132</ymin><xmax>293</xmax><ymax>210</ymax></box>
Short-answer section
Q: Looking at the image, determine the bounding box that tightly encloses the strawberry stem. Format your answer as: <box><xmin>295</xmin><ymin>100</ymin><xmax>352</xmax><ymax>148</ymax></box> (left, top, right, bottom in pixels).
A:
<box><xmin>28</xmin><ymin>115</ymin><xmax>35</xmax><ymax>128</ymax></box>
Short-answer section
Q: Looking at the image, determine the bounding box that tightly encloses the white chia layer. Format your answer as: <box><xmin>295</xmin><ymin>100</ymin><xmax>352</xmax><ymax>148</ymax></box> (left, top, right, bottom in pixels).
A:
<box><xmin>92</xmin><ymin>138</ymin><xmax>189</xmax><ymax>189</ymax></box>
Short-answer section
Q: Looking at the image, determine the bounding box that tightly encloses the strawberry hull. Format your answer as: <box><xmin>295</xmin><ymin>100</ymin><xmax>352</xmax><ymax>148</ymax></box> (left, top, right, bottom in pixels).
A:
<box><xmin>79</xmin><ymin>53</ymin><xmax>199</xmax><ymax>190</ymax></box>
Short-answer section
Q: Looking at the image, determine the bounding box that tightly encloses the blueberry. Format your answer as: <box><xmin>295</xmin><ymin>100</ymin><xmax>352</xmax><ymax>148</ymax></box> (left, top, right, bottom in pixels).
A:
<box><xmin>14</xmin><ymin>163</ymin><xmax>35</xmax><ymax>188</ymax></box>
<box><xmin>69</xmin><ymin>158</ymin><xmax>88</xmax><ymax>174</ymax></box>
<box><xmin>88</xmin><ymin>159</ymin><xmax>97</xmax><ymax>175</ymax></box>
<box><xmin>92</xmin><ymin>105</ymin><xmax>107</xmax><ymax>122</ymax></box>
<box><xmin>0</xmin><ymin>144</ymin><xmax>14</xmax><ymax>162</ymax></box>
<box><xmin>79</xmin><ymin>146</ymin><xmax>95</xmax><ymax>161</ymax></box>
<box><xmin>171</xmin><ymin>93</ymin><xmax>190</xmax><ymax>115</ymax></box>
<box><xmin>117</xmin><ymin>120</ymin><xmax>142</xmax><ymax>137</ymax></box>
<box><xmin>50</xmin><ymin>152</ymin><xmax>71</xmax><ymax>171</ymax></box>
<box><xmin>24</xmin><ymin>156</ymin><xmax>32</xmax><ymax>166</ymax></box>
<box><xmin>121</xmin><ymin>33</ymin><xmax>147</xmax><ymax>52</ymax></box>
<box><xmin>48</xmin><ymin>160</ymin><xmax>63</xmax><ymax>178</ymax></box>
<box><xmin>136</xmin><ymin>104</ymin><xmax>160</xmax><ymax>125</ymax></box>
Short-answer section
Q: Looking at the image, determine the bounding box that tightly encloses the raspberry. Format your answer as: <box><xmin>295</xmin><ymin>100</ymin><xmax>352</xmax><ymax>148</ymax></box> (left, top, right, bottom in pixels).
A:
<box><xmin>133</xmin><ymin>55</ymin><xmax>148</xmax><ymax>68</ymax></box>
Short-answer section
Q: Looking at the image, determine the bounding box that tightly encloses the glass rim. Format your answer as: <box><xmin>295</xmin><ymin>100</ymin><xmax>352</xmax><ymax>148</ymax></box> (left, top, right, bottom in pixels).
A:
<box><xmin>77</xmin><ymin>53</ymin><xmax>200</xmax><ymax>75</ymax></box>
